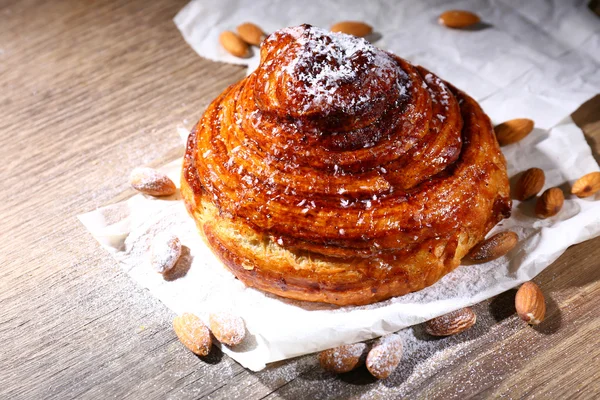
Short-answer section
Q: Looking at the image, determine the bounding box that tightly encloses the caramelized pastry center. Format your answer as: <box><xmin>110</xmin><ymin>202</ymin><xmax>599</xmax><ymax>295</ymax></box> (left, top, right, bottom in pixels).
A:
<box><xmin>255</xmin><ymin>25</ymin><xmax>408</xmax><ymax>133</ymax></box>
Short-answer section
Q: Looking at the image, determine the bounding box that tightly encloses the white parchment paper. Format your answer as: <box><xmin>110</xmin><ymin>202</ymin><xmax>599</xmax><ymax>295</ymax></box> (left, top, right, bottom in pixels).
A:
<box><xmin>79</xmin><ymin>0</ymin><xmax>600</xmax><ymax>371</ymax></box>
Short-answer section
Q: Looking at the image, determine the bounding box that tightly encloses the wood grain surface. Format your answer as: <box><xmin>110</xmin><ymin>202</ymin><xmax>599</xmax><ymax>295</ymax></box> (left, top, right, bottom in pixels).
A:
<box><xmin>1</xmin><ymin>0</ymin><xmax>599</xmax><ymax>398</ymax></box>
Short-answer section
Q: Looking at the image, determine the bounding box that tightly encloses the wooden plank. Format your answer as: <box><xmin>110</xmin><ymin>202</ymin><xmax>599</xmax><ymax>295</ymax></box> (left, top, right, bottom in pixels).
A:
<box><xmin>0</xmin><ymin>0</ymin><xmax>598</xmax><ymax>398</ymax></box>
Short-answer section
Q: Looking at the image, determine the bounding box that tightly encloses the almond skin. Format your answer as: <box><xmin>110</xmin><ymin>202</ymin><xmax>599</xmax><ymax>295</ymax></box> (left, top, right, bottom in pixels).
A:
<box><xmin>425</xmin><ymin>307</ymin><xmax>477</xmax><ymax>336</ymax></box>
<box><xmin>366</xmin><ymin>334</ymin><xmax>403</xmax><ymax>379</ymax></box>
<box><xmin>129</xmin><ymin>167</ymin><xmax>176</xmax><ymax>196</ymax></box>
<box><xmin>150</xmin><ymin>233</ymin><xmax>182</xmax><ymax>274</ymax></box>
<box><xmin>495</xmin><ymin>118</ymin><xmax>535</xmax><ymax>146</ymax></box>
<box><xmin>173</xmin><ymin>313</ymin><xmax>212</xmax><ymax>356</ymax></box>
<box><xmin>219</xmin><ymin>31</ymin><xmax>250</xmax><ymax>58</ymax></box>
<box><xmin>571</xmin><ymin>171</ymin><xmax>600</xmax><ymax>198</ymax></box>
<box><xmin>236</xmin><ymin>22</ymin><xmax>266</xmax><ymax>46</ymax></box>
<box><xmin>468</xmin><ymin>231</ymin><xmax>518</xmax><ymax>263</ymax></box>
<box><xmin>319</xmin><ymin>343</ymin><xmax>369</xmax><ymax>373</ymax></box>
<box><xmin>515</xmin><ymin>168</ymin><xmax>545</xmax><ymax>201</ymax></box>
<box><xmin>515</xmin><ymin>282</ymin><xmax>546</xmax><ymax>325</ymax></box>
<box><xmin>209</xmin><ymin>313</ymin><xmax>246</xmax><ymax>346</ymax></box>
<box><xmin>535</xmin><ymin>187</ymin><xmax>564</xmax><ymax>218</ymax></box>
<box><xmin>330</xmin><ymin>21</ymin><xmax>373</xmax><ymax>37</ymax></box>
<box><xmin>438</xmin><ymin>10</ymin><xmax>481</xmax><ymax>29</ymax></box>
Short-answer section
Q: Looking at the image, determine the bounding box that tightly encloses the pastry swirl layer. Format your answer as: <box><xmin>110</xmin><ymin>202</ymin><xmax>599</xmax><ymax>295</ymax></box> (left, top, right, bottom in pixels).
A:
<box><xmin>182</xmin><ymin>25</ymin><xmax>511</xmax><ymax>305</ymax></box>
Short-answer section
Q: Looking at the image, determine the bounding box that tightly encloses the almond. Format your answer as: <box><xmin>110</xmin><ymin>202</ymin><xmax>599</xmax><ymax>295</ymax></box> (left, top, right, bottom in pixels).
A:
<box><xmin>129</xmin><ymin>167</ymin><xmax>176</xmax><ymax>196</ymax></box>
<box><xmin>438</xmin><ymin>10</ymin><xmax>481</xmax><ymax>29</ymax></box>
<box><xmin>237</xmin><ymin>22</ymin><xmax>266</xmax><ymax>46</ymax></box>
<box><xmin>330</xmin><ymin>21</ymin><xmax>373</xmax><ymax>37</ymax></box>
<box><xmin>173</xmin><ymin>313</ymin><xmax>212</xmax><ymax>356</ymax></box>
<box><xmin>571</xmin><ymin>171</ymin><xmax>600</xmax><ymax>198</ymax></box>
<box><xmin>219</xmin><ymin>31</ymin><xmax>250</xmax><ymax>58</ymax></box>
<box><xmin>425</xmin><ymin>307</ymin><xmax>477</xmax><ymax>336</ymax></box>
<box><xmin>535</xmin><ymin>187</ymin><xmax>564</xmax><ymax>218</ymax></box>
<box><xmin>366</xmin><ymin>334</ymin><xmax>402</xmax><ymax>379</ymax></box>
<box><xmin>209</xmin><ymin>313</ymin><xmax>246</xmax><ymax>346</ymax></box>
<box><xmin>150</xmin><ymin>232</ymin><xmax>182</xmax><ymax>274</ymax></box>
<box><xmin>494</xmin><ymin>118</ymin><xmax>535</xmax><ymax>146</ymax></box>
<box><xmin>468</xmin><ymin>231</ymin><xmax>518</xmax><ymax>263</ymax></box>
<box><xmin>515</xmin><ymin>281</ymin><xmax>545</xmax><ymax>325</ymax></box>
<box><xmin>515</xmin><ymin>168</ymin><xmax>545</xmax><ymax>201</ymax></box>
<box><xmin>319</xmin><ymin>343</ymin><xmax>369</xmax><ymax>373</ymax></box>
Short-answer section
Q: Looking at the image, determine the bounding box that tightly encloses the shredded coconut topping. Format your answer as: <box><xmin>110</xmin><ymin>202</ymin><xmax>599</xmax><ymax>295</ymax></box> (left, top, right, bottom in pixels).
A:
<box><xmin>264</xmin><ymin>25</ymin><xmax>408</xmax><ymax>114</ymax></box>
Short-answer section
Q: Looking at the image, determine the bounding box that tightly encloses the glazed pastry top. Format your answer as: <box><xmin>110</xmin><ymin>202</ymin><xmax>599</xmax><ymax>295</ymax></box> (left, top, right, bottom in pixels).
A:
<box><xmin>184</xmin><ymin>24</ymin><xmax>510</xmax><ymax>259</ymax></box>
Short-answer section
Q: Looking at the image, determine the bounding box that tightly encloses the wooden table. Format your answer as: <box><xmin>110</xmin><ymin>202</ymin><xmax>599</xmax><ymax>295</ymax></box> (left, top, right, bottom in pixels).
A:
<box><xmin>1</xmin><ymin>0</ymin><xmax>599</xmax><ymax>398</ymax></box>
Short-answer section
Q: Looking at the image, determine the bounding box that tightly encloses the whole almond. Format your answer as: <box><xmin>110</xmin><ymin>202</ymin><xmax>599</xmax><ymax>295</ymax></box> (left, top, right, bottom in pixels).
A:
<box><xmin>130</xmin><ymin>167</ymin><xmax>176</xmax><ymax>196</ymax></box>
<box><xmin>236</xmin><ymin>22</ymin><xmax>266</xmax><ymax>46</ymax></box>
<box><xmin>494</xmin><ymin>118</ymin><xmax>535</xmax><ymax>146</ymax></box>
<box><xmin>366</xmin><ymin>334</ymin><xmax>403</xmax><ymax>379</ymax></box>
<box><xmin>535</xmin><ymin>187</ymin><xmax>564</xmax><ymax>218</ymax></box>
<box><xmin>571</xmin><ymin>171</ymin><xmax>600</xmax><ymax>198</ymax></box>
<box><xmin>319</xmin><ymin>343</ymin><xmax>369</xmax><ymax>374</ymax></box>
<box><xmin>173</xmin><ymin>313</ymin><xmax>212</xmax><ymax>356</ymax></box>
<box><xmin>515</xmin><ymin>168</ymin><xmax>545</xmax><ymax>201</ymax></box>
<box><xmin>468</xmin><ymin>231</ymin><xmax>518</xmax><ymax>263</ymax></box>
<box><xmin>150</xmin><ymin>232</ymin><xmax>182</xmax><ymax>274</ymax></box>
<box><xmin>425</xmin><ymin>307</ymin><xmax>477</xmax><ymax>336</ymax></box>
<box><xmin>209</xmin><ymin>313</ymin><xmax>246</xmax><ymax>346</ymax></box>
<box><xmin>330</xmin><ymin>21</ymin><xmax>373</xmax><ymax>37</ymax></box>
<box><xmin>515</xmin><ymin>281</ymin><xmax>546</xmax><ymax>325</ymax></box>
<box><xmin>219</xmin><ymin>31</ymin><xmax>250</xmax><ymax>58</ymax></box>
<box><xmin>438</xmin><ymin>10</ymin><xmax>481</xmax><ymax>29</ymax></box>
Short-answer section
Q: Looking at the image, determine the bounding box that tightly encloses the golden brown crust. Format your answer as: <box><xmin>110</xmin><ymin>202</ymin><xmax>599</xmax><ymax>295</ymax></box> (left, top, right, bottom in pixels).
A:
<box><xmin>181</xmin><ymin>25</ymin><xmax>511</xmax><ymax>306</ymax></box>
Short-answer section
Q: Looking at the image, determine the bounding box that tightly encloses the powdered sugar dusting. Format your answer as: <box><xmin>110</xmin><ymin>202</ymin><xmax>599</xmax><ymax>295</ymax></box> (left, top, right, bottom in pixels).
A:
<box><xmin>322</xmin><ymin>342</ymin><xmax>368</xmax><ymax>372</ymax></box>
<box><xmin>337</xmin><ymin>342</ymin><xmax>367</xmax><ymax>359</ymax></box>
<box><xmin>79</xmin><ymin>113</ymin><xmax>600</xmax><ymax>373</ymax></box>
<box><xmin>150</xmin><ymin>232</ymin><xmax>182</xmax><ymax>274</ymax></box>
<box><xmin>209</xmin><ymin>312</ymin><xmax>246</xmax><ymax>346</ymax></box>
<box><xmin>255</xmin><ymin>301</ymin><xmax>525</xmax><ymax>398</ymax></box>
<box><xmin>366</xmin><ymin>333</ymin><xmax>403</xmax><ymax>379</ymax></box>
<box><xmin>129</xmin><ymin>167</ymin><xmax>176</xmax><ymax>195</ymax></box>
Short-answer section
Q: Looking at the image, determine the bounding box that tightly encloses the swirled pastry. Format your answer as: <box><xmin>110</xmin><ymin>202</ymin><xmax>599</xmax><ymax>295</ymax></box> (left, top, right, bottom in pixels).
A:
<box><xmin>181</xmin><ymin>25</ymin><xmax>511</xmax><ymax>306</ymax></box>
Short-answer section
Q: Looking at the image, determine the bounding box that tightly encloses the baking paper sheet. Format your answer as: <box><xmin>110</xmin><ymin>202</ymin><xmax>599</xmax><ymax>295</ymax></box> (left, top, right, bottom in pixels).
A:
<box><xmin>79</xmin><ymin>0</ymin><xmax>600</xmax><ymax>371</ymax></box>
